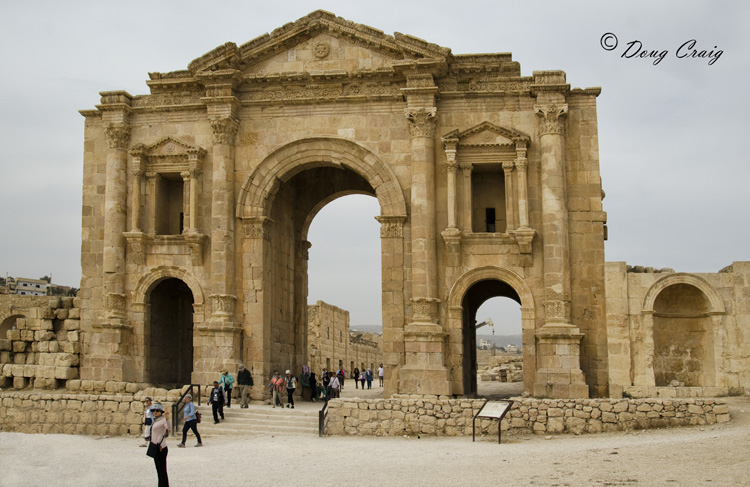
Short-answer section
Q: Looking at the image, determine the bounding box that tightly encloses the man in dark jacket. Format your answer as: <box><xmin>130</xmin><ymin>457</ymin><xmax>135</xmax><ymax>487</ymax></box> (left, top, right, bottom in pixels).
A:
<box><xmin>237</xmin><ymin>364</ymin><xmax>254</xmax><ymax>409</ymax></box>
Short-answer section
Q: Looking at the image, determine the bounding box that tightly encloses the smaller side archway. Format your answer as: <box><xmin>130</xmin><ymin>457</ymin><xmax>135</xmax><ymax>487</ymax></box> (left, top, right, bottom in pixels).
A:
<box><xmin>641</xmin><ymin>274</ymin><xmax>725</xmax><ymax>388</ymax></box>
<box><xmin>447</xmin><ymin>267</ymin><xmax>536</xmax><ymax>396</ymax></box>
<box><xmin>131</xmin><ymin>267</ymin><xmax>205</xmax><ymax>385</ymax></box>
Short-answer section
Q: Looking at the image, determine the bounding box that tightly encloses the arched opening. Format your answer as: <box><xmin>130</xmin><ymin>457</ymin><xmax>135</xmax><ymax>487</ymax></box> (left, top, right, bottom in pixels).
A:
<box><xmin>653</xmin><ymin>283</ymin><xmax>712</xmax><ymax>387</ymax></box>
<box><xmin>0</xmin><ymin>314</ymin><xmax>24</xmax><ymax>338</ymax></box>
<box><xmin>146</xmin><ymin>278</ymin><xmax>194</xmax><ymax>386</ymax></box>
<box><xmin>461</xmin><ymin>280</ymin><xmax>521</xmax><ymax>397</ymax></box>
<box><xmin>475</xmin><ymin>296</ymin><xmax>523</xmax><ymax>397</ymax></box>
<box><xmin>267</xmin><ymin>165</ymin><xmax>380</xmax><ymax>378</ymax></box>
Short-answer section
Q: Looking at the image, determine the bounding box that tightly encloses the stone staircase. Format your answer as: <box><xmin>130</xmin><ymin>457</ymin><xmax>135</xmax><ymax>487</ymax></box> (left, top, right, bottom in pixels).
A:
<box><xmin>192</xmin><ymin>402</ymin><xmax>319</xmax><ymax>437</ymax></box>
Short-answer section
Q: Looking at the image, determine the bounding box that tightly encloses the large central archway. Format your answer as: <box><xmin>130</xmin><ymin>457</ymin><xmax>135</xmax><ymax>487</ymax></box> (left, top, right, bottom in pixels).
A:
<box><xmin>237</xmin><ymin>137</ymin><xmax>407</xmax><ymax>395</ymax></box>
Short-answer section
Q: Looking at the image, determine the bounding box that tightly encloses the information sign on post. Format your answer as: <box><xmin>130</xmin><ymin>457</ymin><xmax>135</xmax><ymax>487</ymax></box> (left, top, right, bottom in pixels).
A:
<box><xmin>472</xmin><ymin>400</ymin><xmax>514</xmax><ymax>444</ymax></box>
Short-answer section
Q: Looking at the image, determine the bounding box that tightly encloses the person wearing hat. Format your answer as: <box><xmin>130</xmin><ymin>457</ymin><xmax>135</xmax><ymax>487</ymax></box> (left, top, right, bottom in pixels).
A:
<box><xmin>219</xmin><ymin>369</ymin><xmax>235</xmax><ymax>408</ymax></box>
<box><xmin>284</xmin><ymin>369</ymin><xmax>297</xmax><ymax>409</ymax></box>
<box><xmin>148</xmin><ymin>403</ymin><xmax>171</xmax><ymax>487</ymax></box>
<box><xmin>236</xmin><ymin>364</ymin><xmax>254</xmax><ymax>409</ymax></box>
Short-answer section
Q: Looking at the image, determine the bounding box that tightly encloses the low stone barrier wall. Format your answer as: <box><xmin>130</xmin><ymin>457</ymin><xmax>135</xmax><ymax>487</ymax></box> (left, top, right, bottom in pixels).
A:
<box><xmin>326</xmin><ymin>395</ymin><xmax>731</xmax><ymax>436</ymax></box>
<box><xmin>0</xmin><ymin>386</ymin><xmax>189</xmax><ymax>435</ymax></box>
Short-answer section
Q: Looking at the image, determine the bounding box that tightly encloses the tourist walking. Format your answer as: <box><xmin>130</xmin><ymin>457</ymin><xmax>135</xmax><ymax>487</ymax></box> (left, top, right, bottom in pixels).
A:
<box><xmin>285</xmin><ymin>369</ymin><xmax>297</xmax><ymax>409</ymax></box>
<box><xmin>270</xmin><ymin>371</ymin><xmax>285</xmax><ymax>408</ymax></box>
<box><xmin>219</xmin><ymin>369</ymin><xmax>235</xmax><ymax>408</ymax></box>
<box><xmin>141</xmin><ymin>396</ymin><xmax>154</xmax><ymax>447</ymax></box>
<box><xmin>378</xmin><ymin>365</ymin><xmax>384</xmax><ymax>387</ymax></box>
<box><xmin>177</xmin><ymin>394</ymin><xmax>202</xmax><ymax>448</ymax></box>
<box><xmin>327</xmin><ymin>371</ymin><xmax>340</xmax><ymax>399</ymax></box>
<box><xmin>366</xmin><ymin>368</ymin><xmax>373</xmax><ymax>389</ymax></box>
<box><xmin>148</xmin><ymin>403</ymin><xmax>171</xmax><ymax>487</ymax></box>
<box><xmin>352</xmin><ymin>367</ymin><xmax>360</xmax><ymax>389</ymax></box>
<box><xmin>237</xmin><ymin>364</ymin><xmax>253</xmax><ymax>408</ymax></box>
<box><xmin>208</xmin><ymin>381</ymin><xmax>226</xmax><ymax>423</ymax></box>
<box><xmin>337</xmin><ymin>367</ymin><xmax>346</xmax><ymax>390</ymax></box>
<box><xmin>359</xmin><ymin>370</ymin><xmax>366</xmax><ymax>390</ymax></box>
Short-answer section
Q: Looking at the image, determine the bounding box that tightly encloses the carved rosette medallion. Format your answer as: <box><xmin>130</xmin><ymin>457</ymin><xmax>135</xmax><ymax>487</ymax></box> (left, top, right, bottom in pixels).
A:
<box><xmin>412</xmin><ymin>297</ymin><xmax>440</xmax><ymax>323</ymax></box>
<box><xmin>104</xmin><ymin>125</ymin><xmax>131</xmax><ymax>150</ymax></box>
<box><xmin>535</xmin><ymin>104</ymin><xmax>568</xmax><ymax>136</ymax></box>
<box><xmin>375</xmin><ymin>216</ymin><xmax>406</xmax><ymax>238</ymax></box>
<box><xmin>209</xmin><ymin>117</ymin><xmax>239</xmax><ymax>145</ymax></box>
<box><xmin>210</xmin><ymin>294</ymin><xmax>236</xmax><ymax>317</ymax></box>
<box><xmin>242</xmin><ymin>217</ymin><xmax>273</xmax><ymax>241</ymax></box>
<box><xmin>405</xmin><ymin>108</ymin><xmax>437</xmax><ymax>138</ymax></box>
<box><xmin>543</xmin><ymin>299</ymin><xmax>571</xmax><ymax>323</ymax></box>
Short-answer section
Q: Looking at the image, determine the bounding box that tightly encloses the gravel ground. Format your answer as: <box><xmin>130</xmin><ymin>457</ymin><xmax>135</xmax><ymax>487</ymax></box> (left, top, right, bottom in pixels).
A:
<box><xmin>0</xmin><ymin>389</ymin><xmax>747</xmax><ymax>487</ymax></box>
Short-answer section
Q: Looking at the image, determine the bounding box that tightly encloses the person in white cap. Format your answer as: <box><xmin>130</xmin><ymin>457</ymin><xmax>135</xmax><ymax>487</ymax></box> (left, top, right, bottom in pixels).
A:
<box><xmin>284</xmin><ymin>369</ymin><xmax>297</xmax><ymax>409</ymax></box>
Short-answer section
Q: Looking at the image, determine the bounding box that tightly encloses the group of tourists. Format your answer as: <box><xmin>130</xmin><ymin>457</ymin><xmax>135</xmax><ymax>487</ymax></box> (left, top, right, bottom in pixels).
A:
<box><xmin>267</xmin><ymin>369</ymin><xmax>298</xmax><ymax>408</ymax></box>
<box><xmin>352</xmin><ymin>367</ymin><xmax>375</xmax><ymax>389</ymax></box>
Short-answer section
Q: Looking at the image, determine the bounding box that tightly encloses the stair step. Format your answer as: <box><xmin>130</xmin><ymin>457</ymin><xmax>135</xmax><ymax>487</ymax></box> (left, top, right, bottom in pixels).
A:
<box><xmin>184</xmin><ymin>403</ymin><xmax>321</xmax><ymax>436</ymax></box>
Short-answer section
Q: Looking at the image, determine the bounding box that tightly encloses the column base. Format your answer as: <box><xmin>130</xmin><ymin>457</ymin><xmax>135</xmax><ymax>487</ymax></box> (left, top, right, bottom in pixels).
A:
<box><xmin>398</xmin><ymin>364</ymin><xmax>451</xmax><ymax>396</ymax></box>
<box><xmin>399</xmin><ymin>322</ymin><xmax>451</xmax><ymax>395</ymax></box>
<box><xmin>532</xmin><ymin>324</ymin><xmax>589</xmax><ymax>399</ymax></box>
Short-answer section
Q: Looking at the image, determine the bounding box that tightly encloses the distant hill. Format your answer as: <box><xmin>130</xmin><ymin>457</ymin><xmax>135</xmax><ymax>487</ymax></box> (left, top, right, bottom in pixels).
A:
<box><xmin>349</xmin><ymin>325</ymin><xmax>383</xmax><ymax>335</ymax></box>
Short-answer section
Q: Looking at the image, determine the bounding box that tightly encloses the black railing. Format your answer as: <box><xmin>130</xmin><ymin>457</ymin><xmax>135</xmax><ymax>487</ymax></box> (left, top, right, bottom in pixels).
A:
<box><xmin>319</xmin><ymin>399</ymin><xmax>329</xmax><ymax>437</ymax></box>
<box><xmin>171</xmin><ymin>384</ymin><xmax>201</xmax><ymax>435</ymax></box>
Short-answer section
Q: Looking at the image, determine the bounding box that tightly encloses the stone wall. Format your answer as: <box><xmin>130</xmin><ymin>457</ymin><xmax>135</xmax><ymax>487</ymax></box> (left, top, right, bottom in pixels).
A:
<box><xmin>0</xmin><ymin>384</ymin><xmax>188</xmax><ymax>435</ymax></box>
<box><xmin>0</xmin><ymin>296</ymin><xmax>81</xmax><ymax>390</ymax></box>
<box><xmin>325</xmin><ymin>395</ymin><xmax>730</xmax><ymax>437</ymax></box>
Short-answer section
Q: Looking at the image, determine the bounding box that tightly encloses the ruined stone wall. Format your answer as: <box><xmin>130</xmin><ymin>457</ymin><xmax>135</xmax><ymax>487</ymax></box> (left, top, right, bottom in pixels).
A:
<box><xmin>605</xmin><ymin>261</ymin><xmax>750</xmax><ymax>397</ymax></box>
<box><xmin>326</xmin><ymin>395</ymin><xmax>730</xmax><ymax>437</ymax></box>
<box><xmin>0</xmin><ymin>296</ymin><xmax>81</xmax><ymax>390</ymax></box>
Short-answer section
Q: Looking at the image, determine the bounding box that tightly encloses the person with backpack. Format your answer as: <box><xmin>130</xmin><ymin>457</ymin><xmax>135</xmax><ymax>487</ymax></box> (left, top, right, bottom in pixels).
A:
<box><xmin>270</xmin><ymin>371</ymin><xmax>284</xmax><ymax>408</ymax></box>
<box><xmin>284</xmin><ymin>369</ymin><xmax>297</xmax><ymax>409</ymax></box>
<box><xmin>176</xmin><ymin>394</ymin><xmax>202</xmax><ymax>448</ymax></box>
<box><xmin>208</xmin><ymin>381</ymin><xmax>226</xmax><ymax>424</ymax></box>
<box><xmin>327</xmin><ymin>371</ymin><xmax>340</xmax><ymax>400</ymax></box>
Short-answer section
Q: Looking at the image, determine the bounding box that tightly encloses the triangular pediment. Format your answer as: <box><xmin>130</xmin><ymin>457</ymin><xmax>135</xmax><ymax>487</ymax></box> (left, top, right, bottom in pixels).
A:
<box><xmin>186</xmin><ymin>10</ymin><xmax>451</xmax><ymax>76</ymax></box>
<box><xmin>131</xmin><ymin>137</ymin><xmax>206</xmax><ymax>173</ymax></box>
<box><xmin>133</xmin><ymin>137</ymin><xmax>205</xmax><ymax>158</ymax></box>
<box><xmin>443</xmin><ymin>122</ymin><xmax>530</xmax><ymax>149</ymax></box>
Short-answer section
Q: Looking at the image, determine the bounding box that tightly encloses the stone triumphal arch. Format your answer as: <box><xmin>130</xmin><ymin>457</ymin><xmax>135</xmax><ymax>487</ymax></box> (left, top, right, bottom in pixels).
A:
<box><xmin>78</xmin><ymin>10</ymin><xmax>610</xmax><ymax>398</ymax></box>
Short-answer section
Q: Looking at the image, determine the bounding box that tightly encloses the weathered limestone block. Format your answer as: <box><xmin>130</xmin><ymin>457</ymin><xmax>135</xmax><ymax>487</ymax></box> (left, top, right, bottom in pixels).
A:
<box><xmin>0</xmin><ymin>339</ymin><xmax>11</xmax><ymax>351</ymax></box>
<box><xmin>64</xmin><ymin>320</ymin><xmax>80</xmax><ymax>331</ymax></box>
<box><xmin>54</xmin><ymin>309</ymin><xmax>69</xmax><ymax>320</ymax></box>
<box><xmin>54</xmin><ymin>367</ymin><xmax>78</xmax><ymax>380</ymax></box>
<box><xmin>12</xmin><ymin>341</ymin><xmax>27</xmax><ymax>353</ymax></box>
<box><xmin>55</xmin><ymin>354</ymin><xmax>79</xmax><ymax>367</ymax></box>
<box><xmin>68</xmin><ymin>308</ymin><xmax>81</xmax><ymax>319</ymax></box>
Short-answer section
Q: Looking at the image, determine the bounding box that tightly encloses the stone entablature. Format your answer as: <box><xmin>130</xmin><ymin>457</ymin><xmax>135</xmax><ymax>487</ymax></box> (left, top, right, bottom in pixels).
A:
<box><xmin>326</xmin><ymin>396</ymin><xmax>730</xmax><ymax>437</ymax></box>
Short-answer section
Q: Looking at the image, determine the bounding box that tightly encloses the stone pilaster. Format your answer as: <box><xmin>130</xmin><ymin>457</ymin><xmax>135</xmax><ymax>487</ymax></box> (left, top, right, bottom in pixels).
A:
<box><xmin>502</xmin><ymin>160</ymin><xmax>516</xmax><ymax>232</ymax></box>
<box><xmin>399</xmin><ymin>73</ymin><xmax>450</xmax><ymax>395</ymax></box>
<box><xmin>531</xmin><ymin>72</ymin><xmax>588</xmax><ymax>398</ymax></box>
<box><xmin>460</xmin><ymin>162</ymin><xmax>473</xmax><ymax>233</ymax></box>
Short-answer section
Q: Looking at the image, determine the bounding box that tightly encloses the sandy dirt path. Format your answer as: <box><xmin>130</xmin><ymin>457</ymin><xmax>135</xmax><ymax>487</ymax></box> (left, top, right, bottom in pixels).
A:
<box><xmin>0</xmin><ymin>394</ymin><xmax>748</xmax><ymax>487</ymax></box>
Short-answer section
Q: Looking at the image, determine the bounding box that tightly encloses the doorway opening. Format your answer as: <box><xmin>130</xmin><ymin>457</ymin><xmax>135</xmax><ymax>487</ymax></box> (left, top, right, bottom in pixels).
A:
<box><xmin>146</xmin><ymin>278</ymin><xmax>194</xmax><ymax>386</ymax></box>
<box><xmin>462</xmin><ymin>280</ymin><xmax>522</xmax><ymax>398</ymax></box>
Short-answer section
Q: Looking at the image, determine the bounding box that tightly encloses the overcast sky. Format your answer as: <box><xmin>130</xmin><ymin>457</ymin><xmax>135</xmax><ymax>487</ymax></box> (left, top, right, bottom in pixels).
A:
<box><xmin>1</xmin><ymin>1</ymin><xmax>747</xmax><ymax>334</ymax></box>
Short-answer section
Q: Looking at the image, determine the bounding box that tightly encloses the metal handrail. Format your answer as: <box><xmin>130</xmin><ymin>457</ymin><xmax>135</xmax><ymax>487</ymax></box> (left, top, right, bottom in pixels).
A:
<box><xmin>319</xmin><ymin>398</ymin><xmax>329</xmax><ymax>436</ymax></box>
<box><xmin>171</xmin><ymin>384</ymin><xmax>201</xmax><ymax>435</ymax></box>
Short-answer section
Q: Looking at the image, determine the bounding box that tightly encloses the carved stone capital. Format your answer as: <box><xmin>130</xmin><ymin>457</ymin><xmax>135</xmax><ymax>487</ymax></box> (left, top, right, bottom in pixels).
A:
<box><xmin>185</xmin><ymin>232</ymin><xmax>207</xmax><ymax>266</ymax></box>
<box><xmin>515</xmin><ymin>157</ymin><xmax>528</xmax><ymax>172</ymax></box>
<box><xmin>210</xmin><ymin>294</ymin><xmax>236</xmax><ymax>318</ymax></box>
<box><xmin>104</xmin><ymin>125</ymin><xmax>131</xmax><ymax>150</ymax></box>
<box><xmin>209</xmin><ymin>117</ymin><xmax>239</xmax><ymax>145</ymax></box>
<box><xmin>535</xmin><ymin>104</ymin><xmax>568</xmax><ymax>136</ymax></box>
<box><xmin>297</xmin><ymin>240</ymin><xmax>312</xmax><ymax>260</ymax></box>
<box><xmin>502</xmin><ymin>160</ymin><xmax>515</xmax><ymax>173</ymax></box>
<box><xmin>459</xmin><ymin>162</ymin><xmax>473</xmax><ymax>174</ymax></box>
<box><xmin>405</xmin><ymin>108</ymin><xmax>437</xmax><ymax>138</ymax></box>
<box><xmin>512</xmin><ymin>227</ymin><xmax>536</xmax><ymax>254</ymax></box>
<box><xmin>106</xmin><ymin>293</ymin><xmax>127</xmax><ymax>313</ymax></box>
<box><xmin>375</xmin><ymin>215</ymin><xmax>407</xmax><ymax>238</ymax></box>
<box><xmin>543</xmin><ymin>299</ymin><xmax>571</xmax><ymax>323</ymax></box>
<box><xmin>242</xmin><ymin>217</ymin><xmax>273</xmax><ymax>240</ymax></box>
<box><xmin>412</xmin><ymin>297</ymin><xmax>440</xmax><ymax>323</ymax></box>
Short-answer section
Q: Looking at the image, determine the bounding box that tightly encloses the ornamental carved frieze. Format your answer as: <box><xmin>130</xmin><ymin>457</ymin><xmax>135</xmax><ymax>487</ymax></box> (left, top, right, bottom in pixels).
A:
<box><xmin>210</xmin><ymin>294</ymin><xmax>236</xmax><ymax>317</ymax></box>
<box><xmin>412</xmin><ymin>297</ymin><xmax>440</xmax><ymax>324</ymax></box>
<box><xmin>241</xmin><ymin>83</ymin><xmax>401</xmax><ymax>103</ymax></box>
<box><xmin>104</xmin><ymin>125</ymin><xmax>131</xmax><ymax>150</ymax></box>
<box><xmin>406</xmin><ymin>74</ymin><xmax>435</xmax><ymax>89</ymax></box>
<box><xmin>375</xmin><ymin>216</ymin><xmax>406</xmax><ymax>238</ymax></box>
<box><xmin>543</xmin><ymin>299</ymin><xmax>571</xmax><ymax>323</ymax></box>
<box><xmin>405</xmin><ymin>108</ymin><xmax>437</xmax><ymax>138</ymax></box>
<box><xmin>437</xmin><ymin>77</ymin><xmax>533</xmax><ymax>93</ymax></box>
<box><xmin>242</xmin><ymin>217</ymin><xmax>273</xmax><ymax>241</ymax></box>
<box><xmin>535</xmin><ymin>104</ymin><xmax>568</xmax><ymax>136</ymax></box>
<box><xmin>209</xmin><ymin>117</ymin><xmax>239</xmax><ymax>145</ymax></box>
<box><xmin>131</xmin><ymin>93</ymin><xmax>203</xmax><ymax>108</ymax></box>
